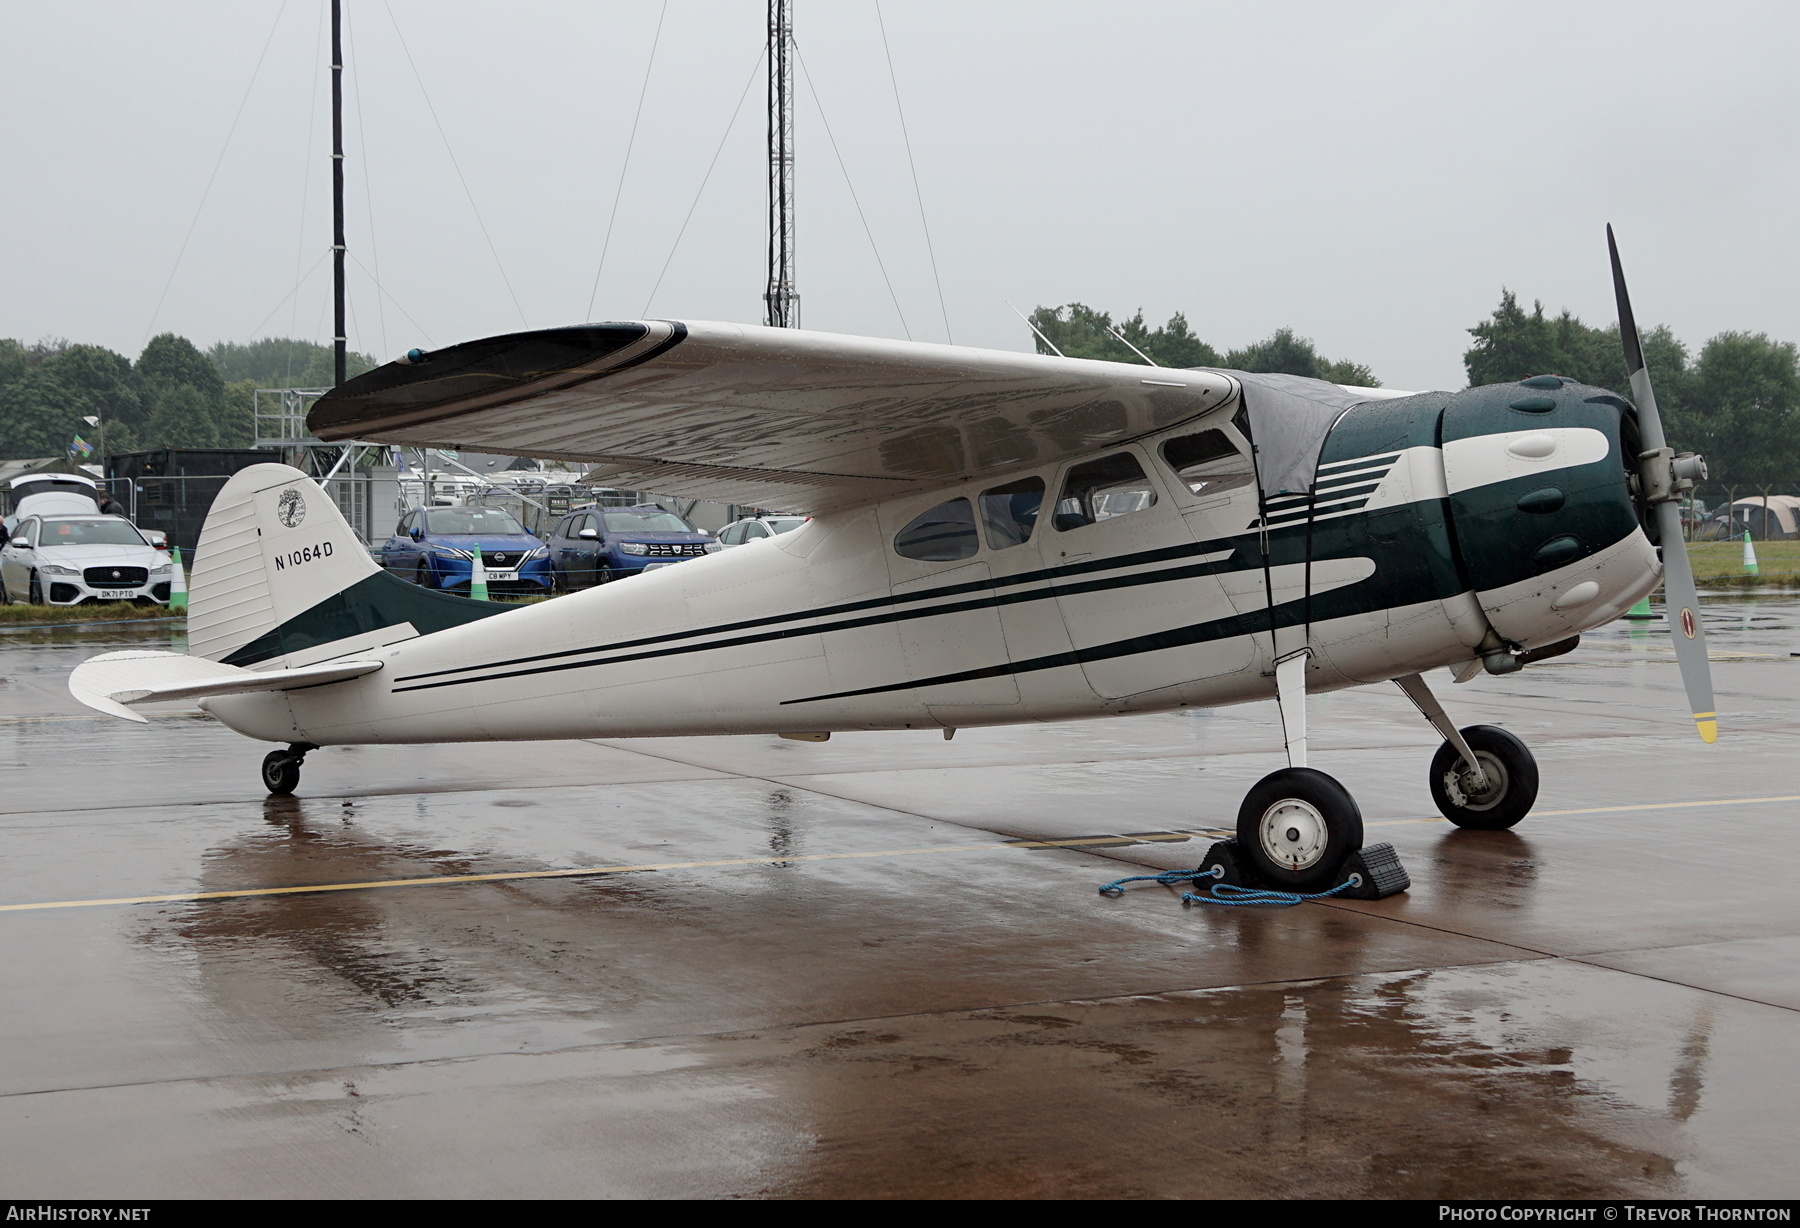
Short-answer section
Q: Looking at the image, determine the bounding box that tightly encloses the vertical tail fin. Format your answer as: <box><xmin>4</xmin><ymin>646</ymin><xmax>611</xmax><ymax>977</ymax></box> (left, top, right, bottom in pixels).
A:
<box><xmin>189</xmin><ymin>464</ymin><xmax>507</xmax><ymax>667</ymax></box>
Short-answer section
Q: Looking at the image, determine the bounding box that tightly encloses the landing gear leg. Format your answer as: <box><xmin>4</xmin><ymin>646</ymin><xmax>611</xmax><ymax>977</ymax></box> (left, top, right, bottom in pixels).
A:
<box><xmin>1395</xmin><ymin>674</ymin><xmax>1539</xmax><ymax>829</ymax></box>
<box><xmin>260</xmin><ymin>742</ymin><xmax>315</xmax><ymax>796</ymax></box>
<box><xmin>1235</xmin><ymin>650</ymin><xmax>1366</xmax><ymax>891</ymax></box>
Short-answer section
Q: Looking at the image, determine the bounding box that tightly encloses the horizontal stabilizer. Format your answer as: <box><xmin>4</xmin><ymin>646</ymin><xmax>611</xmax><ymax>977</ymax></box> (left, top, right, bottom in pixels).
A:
<box><xmin>69</xmin><ymin>650</ymin><xmax>383</xmax><ymax>723</ymax></box>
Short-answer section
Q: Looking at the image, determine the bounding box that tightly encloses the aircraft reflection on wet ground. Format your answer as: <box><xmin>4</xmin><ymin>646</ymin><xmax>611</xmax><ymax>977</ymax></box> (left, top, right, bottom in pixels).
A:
<box><xmin>0</xmin><ymin>596</ymin><xmax>1797</xmax><ymax>1198</ymax></box>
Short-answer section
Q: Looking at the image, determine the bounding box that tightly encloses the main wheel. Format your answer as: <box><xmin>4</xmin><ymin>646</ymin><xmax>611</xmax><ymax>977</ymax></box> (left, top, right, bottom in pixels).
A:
<box><xmin>1236</xmin><ymin>767</ymin><xmax>1364</xmax><ymax>893</ymax></box>
<box><xmin>261</xmin><ymin>750</ymin><xmax>301</xmax><ymax>796</ymax></box>
<box><xmin>1429</xmin><ymin>724</ymin><xmax>1538</xmax><ymax>830</ymax></box>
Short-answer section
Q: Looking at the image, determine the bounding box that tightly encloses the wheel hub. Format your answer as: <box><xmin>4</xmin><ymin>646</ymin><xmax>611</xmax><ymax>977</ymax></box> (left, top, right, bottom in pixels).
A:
<box><xmin>1258</xmin><ymin>798</ymin><xmax>1329</xmax><ymax>871</ymax></box>
<box><xmin>1443</xmin><ymin>750</ymin><xmax>1509</xmax><ymax>811</ymax></box>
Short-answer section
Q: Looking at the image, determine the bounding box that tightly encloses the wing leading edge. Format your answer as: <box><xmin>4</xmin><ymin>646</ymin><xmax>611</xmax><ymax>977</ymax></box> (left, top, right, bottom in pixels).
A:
<box><xmin>307</xmin><ymin>321</ymin><xmax>1240</xmax><ymax>511</ymax></box>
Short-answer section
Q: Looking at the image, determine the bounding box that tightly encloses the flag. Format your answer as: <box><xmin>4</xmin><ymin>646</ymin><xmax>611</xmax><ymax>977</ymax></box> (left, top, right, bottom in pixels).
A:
<box><xmin>69</xmin><ymin>436</ymin><xmax>94</xmax><ymax>456</ymax></box>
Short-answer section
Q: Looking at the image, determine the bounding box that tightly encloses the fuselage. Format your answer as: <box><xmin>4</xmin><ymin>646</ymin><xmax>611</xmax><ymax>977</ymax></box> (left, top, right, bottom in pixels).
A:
<box><xmin>204</xmin><ymin>377</ymin><xmax>1660</xmax><ymax>746</ymax></box>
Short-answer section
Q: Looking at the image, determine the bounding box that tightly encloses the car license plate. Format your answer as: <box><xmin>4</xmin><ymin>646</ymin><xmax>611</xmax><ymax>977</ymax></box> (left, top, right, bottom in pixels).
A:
<box><xmin>99</xmin><ymin>589</ymin><xmax>135</xmax><ymax>599</ymax></box>
<box><xmin>641</xmin><ymin>562</ymin><xmax>673</xmax><ymax>571</ymax></box>
<box><xmin>485</xmin><ymin>570</ymin><xmax>517</xmax><ymax>581</ymax></box>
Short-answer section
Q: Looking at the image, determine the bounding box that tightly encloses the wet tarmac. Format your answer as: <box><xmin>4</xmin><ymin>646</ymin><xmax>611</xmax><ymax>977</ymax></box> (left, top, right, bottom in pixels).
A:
<box><xmin>1</xmin><ymin>597</ymin><xmax>1797</xmax><ymax>1198</ymax></box>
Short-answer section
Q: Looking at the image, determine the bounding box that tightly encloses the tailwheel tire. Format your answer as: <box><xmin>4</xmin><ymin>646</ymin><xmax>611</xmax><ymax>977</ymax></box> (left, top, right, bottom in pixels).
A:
<box><xmin>1429</xmin><ymin>724</ymin><xmax>1538</xmax><ymax>830</ymax></box>
<box><xmin>1236</xmin><ymin>766</ymin><xmax>1364</xmax><ymax>893</ymax></box>
<box><xmin>261</xmin><ymin>750</ymin><xmax>301</xmax><ymax>796</ymax></box>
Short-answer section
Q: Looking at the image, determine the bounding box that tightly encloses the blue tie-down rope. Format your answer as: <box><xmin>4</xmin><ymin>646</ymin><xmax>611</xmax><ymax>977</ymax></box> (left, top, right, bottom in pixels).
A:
<box><xmin>1098</xmin><ymin>865</ymin><xmax>1362</xmax><ymax>907</ymax></box>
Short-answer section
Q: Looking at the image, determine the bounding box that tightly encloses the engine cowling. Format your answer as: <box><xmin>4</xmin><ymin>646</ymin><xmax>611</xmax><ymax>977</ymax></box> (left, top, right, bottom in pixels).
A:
<box><xmin>1438</xmin><ymin>376</ymin><xmax>1660</xmax><ymax>649</ymax></box>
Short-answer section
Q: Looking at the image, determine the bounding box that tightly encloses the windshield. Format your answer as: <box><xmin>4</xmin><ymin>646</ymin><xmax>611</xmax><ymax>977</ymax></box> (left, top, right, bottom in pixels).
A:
<box><xmin>424</xmin><ymin>508</ymin><xmax>527</xmax><ymax>535</ymax></box>
<box><xmin>602</xmin><ymin>510</ymin><xmax>694</xmax><ymax>534</ymax></box>
<box><xmin>41</xmin><ymin>518</ymin><xmax>147</xmax><ymax>546</ymax></box>
<box><xmin>768</xmin><ymin>518</ymin><xmax>807</xmax><ymax>535</ymax></box>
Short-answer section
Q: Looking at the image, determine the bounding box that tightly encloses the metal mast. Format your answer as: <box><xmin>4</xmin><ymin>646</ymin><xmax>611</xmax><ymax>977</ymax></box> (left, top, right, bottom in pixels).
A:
<box><xmin>763</xmin><ymin>0</ymin><xmax>798</xmax><ymax>328</ymax></box>
<box><xmin>331</xmin><ymin>0</ymin><xmax>347</xmax><ymax>386</ymax></box>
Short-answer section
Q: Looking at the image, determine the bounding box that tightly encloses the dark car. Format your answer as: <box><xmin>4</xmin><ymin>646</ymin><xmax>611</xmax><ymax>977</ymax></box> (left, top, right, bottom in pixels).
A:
<box><xmin>380</xmin><ymin>506</ymin><xmax>552</xmax><ymax>595</ymax></box>
<box><xmin>546</xmin><ymin>504</ymin><xmax>717</xmax><ymax>589</ymax></box>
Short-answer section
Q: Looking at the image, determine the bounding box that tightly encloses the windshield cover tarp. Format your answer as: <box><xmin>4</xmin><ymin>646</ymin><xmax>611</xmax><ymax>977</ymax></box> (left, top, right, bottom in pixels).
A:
<box><xmin>1219</xmin><ymin>371</ymin><xmax>1372</xmax><ymax>499</ymax></box>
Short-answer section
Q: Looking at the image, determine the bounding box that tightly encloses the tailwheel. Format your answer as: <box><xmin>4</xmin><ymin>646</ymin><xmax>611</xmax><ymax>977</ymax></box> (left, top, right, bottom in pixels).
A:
<box><xmin>261</xmin><ymin>749</ymin><xmax>302</xmax><ymax>796</ymax></box>
<box><xmin>1429</xmin><ymin>724</ymin><xmax>1538</xmax><ymax>830</ymax></box>
<box><xmin>1236</xmin><ymin>767</ymin><xmax>1364</xmax><ymax>893</ymax></box>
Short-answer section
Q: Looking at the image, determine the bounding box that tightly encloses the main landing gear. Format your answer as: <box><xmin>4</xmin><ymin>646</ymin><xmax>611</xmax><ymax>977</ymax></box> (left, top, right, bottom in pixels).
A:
<box><xmin>260</xmin><ymin>742</ymin><xmax>316</xmax><ymax>796</ymax></box>
<box><xmin>1395</xmin><ymin>674</ymin><xmax>1539</xmax><ymax>829</ymax></box>
<box><xmin>1229</xmin><ymin>658</ymin><xmax>1541</xmax><ymax>895</ymax></box>
<box><xmin>1232</xmin><ymin>649</ymin><xmax>1370</xmax><ymax>892</ymax></box>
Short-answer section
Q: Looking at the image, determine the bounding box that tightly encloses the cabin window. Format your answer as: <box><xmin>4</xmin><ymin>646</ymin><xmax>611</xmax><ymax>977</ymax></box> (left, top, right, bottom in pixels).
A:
<box><xmin>1161</xmin><ymin>429</ymin><xmax>1254</xmax><ymax>496</ymax></box>
<box><xmin>1053</xmin><ymin>452</ymin><xmax>1157</xmax><ymax>531</ymax></box>
<box><xmin>979</xmin><ymin>476</ymin><xmax>1045</xmax><ymax>550</ymax></box>
<box><xmin>894</xmin><ymin>497</ymin><xmax>978</xmax><ymax>562</ymax></box>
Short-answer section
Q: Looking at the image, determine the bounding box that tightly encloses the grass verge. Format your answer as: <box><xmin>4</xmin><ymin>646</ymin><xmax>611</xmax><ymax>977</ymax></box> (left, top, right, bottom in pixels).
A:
<box><xmin>0</xmin><ymin>601</ymin><xmax>179</xmax><ymax>626</ymax></box>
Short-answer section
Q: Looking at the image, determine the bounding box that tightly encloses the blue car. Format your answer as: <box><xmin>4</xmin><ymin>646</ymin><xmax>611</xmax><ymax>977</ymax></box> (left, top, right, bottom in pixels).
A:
<box><xmin>381</xmin><ymin>506</ymin><xmax>552</xmax><ymax>596</ymax></box>
<box><xmin>545</xmin><ymin>504</ymin><xmax>718</xmax><ymax>589</ymax></box>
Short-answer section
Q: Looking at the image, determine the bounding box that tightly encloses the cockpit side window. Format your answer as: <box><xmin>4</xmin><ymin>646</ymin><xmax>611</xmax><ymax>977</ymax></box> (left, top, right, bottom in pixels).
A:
<box><xmin>1160</xmin><ymin>429</ymin><xmax>1254</xmax><ymax>497</ymax></box>
<box><xmin>979</xmin><ymin>477</ymin><xmax>1045</xmax><ymax>550</ymax></box>
<box><xmin>894</xmin><ymin>498</ymin><xmax>978</xmax><ymax>562</ymax></box>
<box><xmin>1053</xmin><ymin>452</ymin><xmax>1157</xmax><ymax>532</ymax></box>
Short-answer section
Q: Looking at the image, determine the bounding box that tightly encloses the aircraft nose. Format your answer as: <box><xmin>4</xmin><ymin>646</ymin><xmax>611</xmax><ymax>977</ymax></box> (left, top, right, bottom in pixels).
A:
<box><xmin>1440</xmin><ymin>376</ymin><xmax>1658</xmax><ymax>647</ymax></box>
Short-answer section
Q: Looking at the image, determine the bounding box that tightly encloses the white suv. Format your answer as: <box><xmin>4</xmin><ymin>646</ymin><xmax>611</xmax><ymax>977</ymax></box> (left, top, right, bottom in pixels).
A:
<box><xmin>0</xmin><ymin>515</ymin><xmax>172</xmax><ymax>605</ymax></box>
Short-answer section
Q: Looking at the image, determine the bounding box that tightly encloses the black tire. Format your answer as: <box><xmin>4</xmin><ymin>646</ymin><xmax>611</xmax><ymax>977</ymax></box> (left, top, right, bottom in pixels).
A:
<box><xmin>28</xmin><ymin>570</ymin><xmax>42</xmax><ymax>605</ymax></box>
<box><xmin>1429</xmin><ymin>724</ymin><xmax>1538</xmax><ymax>830</ymax></box>
<box><xmin>261</xmin><ymin>750</ymin><xmax>301</xmax><ymax>796</ymax></box>
<box><xmin>1235</xmin><ymin>766</ymin><xmax>1364</xmax><ymax>892</ymax></box>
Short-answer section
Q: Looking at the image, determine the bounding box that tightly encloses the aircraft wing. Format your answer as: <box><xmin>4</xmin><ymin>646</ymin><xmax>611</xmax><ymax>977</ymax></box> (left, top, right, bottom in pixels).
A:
<box><xmin>306</xmin><ymin>321</ymin><xmax>1240</xmax><ymax>511</ymax></box>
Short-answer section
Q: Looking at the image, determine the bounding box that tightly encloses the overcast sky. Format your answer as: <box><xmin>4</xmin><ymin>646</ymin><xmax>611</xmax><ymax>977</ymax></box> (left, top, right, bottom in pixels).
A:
<box><xmin>2</xmin><ymin>1</ymin><xmax>1796</xmax><ymax>390</ymax></box>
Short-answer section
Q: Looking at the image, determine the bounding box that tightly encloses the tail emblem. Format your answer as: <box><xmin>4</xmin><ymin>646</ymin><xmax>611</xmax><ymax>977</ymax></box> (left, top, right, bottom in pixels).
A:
<box><xmin>277</xmin><ymin>488</ymin><xmax>307</xmax><ymax>528</ymax></box>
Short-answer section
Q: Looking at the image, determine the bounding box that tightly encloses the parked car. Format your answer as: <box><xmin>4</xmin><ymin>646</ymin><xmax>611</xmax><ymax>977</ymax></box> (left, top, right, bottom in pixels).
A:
<box><xmin>0</xmin><ymin>514</ymin><xmax>172</xmax><ymax>605</ymax></box>
<box><xmin>545</xmin><ymin>504</ymin><xmax>718</xmax><ymax>589</ymax></box>
<box><xmin>715</xmin><ymin>514</ymin><xmax>809</xmax><ymax>548</ymax></box>
<box><xmin>379</xmin><ymin>506</ymin><xmax>552</xmax><ymax>596</ymax></box>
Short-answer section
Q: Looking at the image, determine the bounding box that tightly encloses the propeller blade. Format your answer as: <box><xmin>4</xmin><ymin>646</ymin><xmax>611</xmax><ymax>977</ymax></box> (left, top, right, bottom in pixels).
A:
<box><xmin>1607</xmin><ymin>223</ymin><xmax>1665</xmax><ymax>449</ymax></box>
<box><xmin>1608</xmin><ymin>224</ymin><xmax>1716</xmax><ymax>743</ymax></box>
<box><xmin>1655</xmin><ymin>499</ymin><xmax>1717</xmax><ymax>743</ymax></box>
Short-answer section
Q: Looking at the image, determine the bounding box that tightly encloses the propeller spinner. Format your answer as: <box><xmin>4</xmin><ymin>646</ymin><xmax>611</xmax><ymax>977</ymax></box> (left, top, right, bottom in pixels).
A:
<box><xmin>1607</xmin><ymin>224</ymin><xmax>1716</xmax><ymax>743</ymax></box>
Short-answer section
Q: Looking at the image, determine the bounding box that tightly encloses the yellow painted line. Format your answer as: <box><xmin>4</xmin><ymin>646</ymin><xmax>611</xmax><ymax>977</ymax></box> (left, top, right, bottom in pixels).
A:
<box><xmin>5</xmin><ymin>797</ymin><xmax>1798</xmax><ymax>915</ymax></box>
<box><xmin>0</xmin><ymin>832</ymin><xmax>1216</xmax><ymax>914</ymax></box>
<box><xmin>1369</xmin><ymin>793</ymin><xmax>1800</xmax><ymax>827</ymax></box>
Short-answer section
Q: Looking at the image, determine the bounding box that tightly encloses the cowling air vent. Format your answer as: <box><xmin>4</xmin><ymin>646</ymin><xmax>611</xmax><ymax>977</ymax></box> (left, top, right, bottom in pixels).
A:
<box><xmin>1516</xmin><ymin>487</ymin><xmax>1566</xmax><ymax>514</ymax></box>
<box><xmin>1532</xmin><ymin>535</ymin><xmax>1584</xmax><ymax>567</ymax></box>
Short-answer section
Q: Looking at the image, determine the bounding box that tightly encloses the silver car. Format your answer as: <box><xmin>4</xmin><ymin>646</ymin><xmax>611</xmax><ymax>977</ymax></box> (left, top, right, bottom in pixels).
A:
<box><xmin>715</xmin><ymin>515</ymin><xmax>810</xmax><ymax>548</ymax></box>
<box><xmin>0</xmin><ymin>514</ymin><xmax>172</xmax><ymax>605</ymax></box>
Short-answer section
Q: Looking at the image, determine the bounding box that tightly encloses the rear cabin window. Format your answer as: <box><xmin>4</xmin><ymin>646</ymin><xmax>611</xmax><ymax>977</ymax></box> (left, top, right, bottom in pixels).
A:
<box><xmin>894</xmin><ymin>498</ymin><xmax>978</xmax><ymax>562</ymax></box>
<box><xmin>979</xmin><ymin>477</ymin><xmax>1044</xmax><ymax>550</ymax></box>
<box><xmin>1053</xmin><ymin>453</ymin><xmax>1158</xmax><ymax>531</ymax></box>
<box><xmin>1160</xmin><ymin>429</ymin><xmax>1254</xmax><ymax>496</ymax></box>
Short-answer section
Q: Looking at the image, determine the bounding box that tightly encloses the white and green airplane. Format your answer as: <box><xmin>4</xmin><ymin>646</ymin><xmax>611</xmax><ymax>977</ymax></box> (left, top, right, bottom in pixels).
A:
<box><xmin>70</xmin><ymin>230</ymin><xmax>1713</xmax><ymax>891</ymax></box>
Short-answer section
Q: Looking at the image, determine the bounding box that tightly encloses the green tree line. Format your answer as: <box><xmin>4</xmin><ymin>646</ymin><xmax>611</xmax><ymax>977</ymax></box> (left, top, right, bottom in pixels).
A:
<box><xmin>0</xmin><ymin>336</ymin><xmax>374</xmax><ymax>462</ymax></box>
<box><xmin>1463</xmin><ymin>290</ymin><xmax>1797</xmax><ymax>486</ymax></box>
<box><xmin>1036</xmin><ymin>296</ymin><xmax>1800</xmax><ymax>486</ymax></box>
<box><xmin>1029</xmin><ymin>304</ymin><xmax>1380</xmax><ymax>386</ymax></box>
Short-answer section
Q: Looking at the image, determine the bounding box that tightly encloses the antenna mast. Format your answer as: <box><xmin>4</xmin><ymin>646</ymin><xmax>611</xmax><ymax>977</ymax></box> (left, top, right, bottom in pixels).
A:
<box><xmin>331</xmin><ymin>0</ymin><xmax>346</xmax><ymax>385</ymax></box>
<box><xmin>764</xmin><ymin>0</ymin><xmax>798</xmax><ymax>328</ymax></box>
